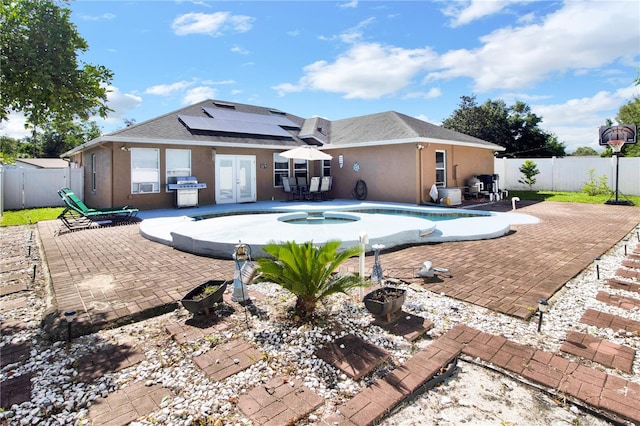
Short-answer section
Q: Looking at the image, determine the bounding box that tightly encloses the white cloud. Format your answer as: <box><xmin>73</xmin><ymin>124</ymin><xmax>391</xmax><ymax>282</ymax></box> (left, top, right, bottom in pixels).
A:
<box><xmin>145</xmin><ymin>81</ymin><xmax>193</xmax><ymax>96</ymax></box>
<box><xmin>339</xmin><ymin>0</ymin><xmax>358</xmax><ymax>9</ymax></box>
<box><xmin>182</xmin><ymin>86</ymin><xmax>218</xmax><ymax>105</ymax></box>
<box><xmin>442</xmin><ymin>0</ymin><xmax>512</xmax><ymax>27</ymax></box>
<box><xmin>0</xmin><ymin>86</ymin><xmax>142</xmax><ymax>138</ymax></box>
<box><xmin>100</xmin><ymin>86</ymin><xmax>143</xmax><ymax>125</ymax></box>
<box><xmin>428</xmin><ymin>2</ymin><xmax>640</xmax><ymax>92</ymax></box>
<box><xmin>404</xmin><ymin>88</ymin><xmax>442</xmax><ymax>100</ymax></box>
<box><xmin>171</xmin><ymin>12</ymin><xmax>254</xmax><ymax>37</ymax></box>
<box><xmin>231</xmin><ymin>45</ymin><xmax>250</xmax><ymax>55</ymax></box>
<box><xmin>78</xmin><ymin>13</ymin><xmax>116</xmax><ymax>21</ymax></box>
<box><xmin>274</xmin><ymin>42</ymin><xmax>437</xmax><ymax>99</ymax></box>
<box><xmin>0</xmin><ymin>111</ymin><xmax>29</xmax><ymax>139</ymax></box>
<box><xmin>532</xmin><ymin>86</ymin><xmax>640</xmax><ymax>151</ymax></box>
<box><xmin>415</xmin><ymin>113</ymin><xmax>439</xmax><ymax>125</ymax></box>
<box><xmin>319</xmin><ymin>17</ymin><xmax>376</xmax><ymax>44</ymax></box>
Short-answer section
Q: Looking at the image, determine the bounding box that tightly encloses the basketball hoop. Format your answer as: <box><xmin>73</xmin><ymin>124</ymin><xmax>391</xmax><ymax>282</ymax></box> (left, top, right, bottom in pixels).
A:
<box><xmin>607</xmin><ymin>139</ymin><xmax>625</xmax><ymax>153</ymax></box>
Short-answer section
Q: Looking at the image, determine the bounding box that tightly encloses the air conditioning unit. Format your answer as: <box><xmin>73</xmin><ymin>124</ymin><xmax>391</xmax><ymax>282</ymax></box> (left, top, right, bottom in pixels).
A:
<box><xmin>139</xmin><ymin>183</ymin><xmax>154</xmax><ymax>193</ymax></box>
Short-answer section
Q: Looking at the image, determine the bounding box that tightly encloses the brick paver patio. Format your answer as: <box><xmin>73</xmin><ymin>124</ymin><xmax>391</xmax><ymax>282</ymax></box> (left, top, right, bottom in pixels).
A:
<box><xmin>2</xmin><ymin>201</ymin><xmax>638</xmax><ymax>424</ymax></box>
<box><xmin>596</xmin><ymin>291</ymin><xmax>640</xmax><ymax>310</ymax></box>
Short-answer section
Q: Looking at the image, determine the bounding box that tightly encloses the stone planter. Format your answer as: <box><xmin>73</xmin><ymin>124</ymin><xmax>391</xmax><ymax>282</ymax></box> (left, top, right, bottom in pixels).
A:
<box><xmin>181</xmin><ymin>280</ymin><xmax>228</xmax><ymax>315</ymax></box>
<box><xmin>363</xmin><ymin>287</ymin><xmax>406</xmax><ymax>322</ymax></box>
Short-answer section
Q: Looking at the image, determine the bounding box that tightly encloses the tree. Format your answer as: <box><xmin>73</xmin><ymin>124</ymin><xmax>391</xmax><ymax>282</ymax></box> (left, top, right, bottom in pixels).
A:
<box><xmin>615</xmin><ymin>96</ymin><xmax>640</xmax><ymax>157</ymax></box>
<box><xmin>0</xmin><ymin>135</ymin><xmax>20</xmax><ymax>164</ymax></box>
<box><xmin>21</xmin><ymin>120</ymin><xmax>101</xmax><ymax>158</ymax></box>
<box><xmin>1</xmin><ymin>0</ymin><xmax>113</xmax><ymax>151</ymax></box>
<box><xmin>518</xmin><ymin>160</ymin><xmax>540</xmax><ymax>190</ymax></box>
<box><xmin>256</xmin><ymin>240</ymin><xmax>362</xmax><ymax>320</ymax></box>
<box><xmin>442</xmin><ymin>95</ymin><xmax>566</xmax><ymax>158</ymax></box>
<box><xmin>571</xmin><ymin>146</ymin><xmax>599</xmax><ymax>156</ymax></box>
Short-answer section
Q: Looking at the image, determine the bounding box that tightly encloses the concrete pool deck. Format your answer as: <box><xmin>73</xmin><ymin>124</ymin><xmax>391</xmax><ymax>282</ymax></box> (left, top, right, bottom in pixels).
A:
<box><xmin>138</xmin><ymin>200</ymin><xmax>540</xmax><ymax>258</ymax></box>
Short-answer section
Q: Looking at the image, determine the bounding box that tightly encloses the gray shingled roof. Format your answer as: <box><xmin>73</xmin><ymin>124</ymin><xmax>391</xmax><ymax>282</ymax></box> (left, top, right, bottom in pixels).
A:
<box><xmin>105</xmin><ymin>99</ymin><xmax>306</xmax><ymax>147</ymax></box>
<box><xmin>64</xmin><ymin>99</ymin><xmax>503</xmax><ymax>156</ymax></box>
<box><xmin>328</xmin><ymin>111</ymin><xmax>504</xmax><ymax>150</ymax></box>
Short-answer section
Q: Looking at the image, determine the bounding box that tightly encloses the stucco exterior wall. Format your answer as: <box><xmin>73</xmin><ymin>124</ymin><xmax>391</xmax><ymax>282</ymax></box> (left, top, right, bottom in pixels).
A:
<box><xmin>70</xmin><ymin>140</ymin><xmax>497</xmax><ymax>210</ymax></box>
<box><xmin>327</xmin><ymin>144</ymin><xmax>418</xmax><ymax>204</ymax></box>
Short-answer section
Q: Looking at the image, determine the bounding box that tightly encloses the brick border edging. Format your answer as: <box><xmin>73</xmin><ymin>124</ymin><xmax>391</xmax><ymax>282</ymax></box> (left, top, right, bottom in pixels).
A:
<box><xmin>446</xmin><ymin>324</ymin><xmax>640</xmax><ymax>425</ymax></box>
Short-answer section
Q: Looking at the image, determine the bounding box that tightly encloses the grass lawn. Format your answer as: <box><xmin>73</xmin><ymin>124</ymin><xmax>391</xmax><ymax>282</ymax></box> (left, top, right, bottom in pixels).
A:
<box><xmin>509</xmin><ymin>190</ymin><xmax>640</xmax><ymax>206</ymax></box>
<box><xmin>0</xmin><ymin>207</ymin><xmax>65</xmax><ymax>227</ymax></box>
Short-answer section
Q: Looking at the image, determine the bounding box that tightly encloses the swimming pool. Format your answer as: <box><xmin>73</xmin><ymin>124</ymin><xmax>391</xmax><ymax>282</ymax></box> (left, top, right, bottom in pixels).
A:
<box><xmin>139</xmin><ymin>200</ymin><xmax>539</xmax><ymax>259</ymax></box>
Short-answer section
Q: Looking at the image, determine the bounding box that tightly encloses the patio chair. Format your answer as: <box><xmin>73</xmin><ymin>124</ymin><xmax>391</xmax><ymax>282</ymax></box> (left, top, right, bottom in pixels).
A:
<box><xmin>304</xmin><ymin>177</ymin><xmax>322</xmax><ymax>201</ymax></box>
<box><xmin>281</xmin><ymin>177</ymin><xmax>299</xmax><ymax>201</ymax></box>
<box><xmin>320</xmin><ymin>176</ymin><xmax>332</xmax><ymax>200</ymax></box>
<box><xmin>57</xmin><ymin>188</ymin><xmax>139</xmax><ymax>231</ymax></box>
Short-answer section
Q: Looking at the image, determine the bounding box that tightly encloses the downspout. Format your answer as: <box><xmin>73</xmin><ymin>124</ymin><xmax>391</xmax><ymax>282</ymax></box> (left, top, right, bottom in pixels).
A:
<box><xmin>417</xmin><ymin>144</ymin><xmax>424</xmax><ymax>204</ymax></box>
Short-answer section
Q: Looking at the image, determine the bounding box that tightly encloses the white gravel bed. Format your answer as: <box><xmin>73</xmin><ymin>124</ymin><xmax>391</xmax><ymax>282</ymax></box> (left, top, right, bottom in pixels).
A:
<box><xmin>0</xmin><ymin>227</ymin><xmax>638</xmax><ymax>425</ymax></box>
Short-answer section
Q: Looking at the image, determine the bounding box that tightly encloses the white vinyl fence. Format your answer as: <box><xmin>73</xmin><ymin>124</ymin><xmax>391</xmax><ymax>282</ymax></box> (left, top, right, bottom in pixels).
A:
<box><xmin>1</xmin><ymin>166</ymin><xmax>84</xmax><ymax>211</ymax></box>
<box><xmin>495</xmin><ymin>156</ymin><xmax>640</xmax><ymax>196</ymax></box>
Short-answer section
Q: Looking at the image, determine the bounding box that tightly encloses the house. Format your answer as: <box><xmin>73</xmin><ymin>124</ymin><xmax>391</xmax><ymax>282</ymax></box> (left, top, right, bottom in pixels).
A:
<box><xmin>14</xmin><ymin>158</ymin><xmax>70</xmax><ymax>169</ymax></box>
<box><xmin>62</xmin><ymin>99</ymin><xmax>505</xmax><ymax>210</ymax></box>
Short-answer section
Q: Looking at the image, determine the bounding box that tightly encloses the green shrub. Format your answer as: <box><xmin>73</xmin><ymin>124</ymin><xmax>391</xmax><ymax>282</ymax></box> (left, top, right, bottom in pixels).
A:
<box><xmin>518</xmin><ymin>160</ymin><xmax>540</xmax><ymax>190</ymax></box>
<box><xmin>581</xmin><ymin>168</ymin><xmax>611</xmax><ymax>196</ymax></box>
<box><xmin>256</xmin><ymin>240</ymin><xmax>363</xmax><ymax>320</ymax></box>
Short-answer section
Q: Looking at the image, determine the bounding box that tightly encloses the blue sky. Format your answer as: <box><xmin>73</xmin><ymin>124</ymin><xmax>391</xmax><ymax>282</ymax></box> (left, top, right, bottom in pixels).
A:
<box><xmin>2</xmin><ymin>0</ymin><xmax>639</xmax><ymax>153</ymax></box>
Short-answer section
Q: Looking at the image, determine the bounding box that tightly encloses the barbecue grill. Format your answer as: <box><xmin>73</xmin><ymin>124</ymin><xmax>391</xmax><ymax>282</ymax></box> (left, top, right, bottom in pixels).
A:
<box><xmin>167</xmin><ymin>176</ymin><xmax>207</xmax><ymax>208</ymax></box>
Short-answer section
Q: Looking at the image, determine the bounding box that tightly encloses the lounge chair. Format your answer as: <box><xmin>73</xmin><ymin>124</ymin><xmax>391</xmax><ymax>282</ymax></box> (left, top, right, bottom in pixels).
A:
<box><xmin>57</xmin><ymin>188</ymin><xmax>139</xmax><ymax>231</ymax></box>
<box><xmin>281</xmin><ymin>177</ymin><xmax>299</xmax><ymax>201</ymax></box>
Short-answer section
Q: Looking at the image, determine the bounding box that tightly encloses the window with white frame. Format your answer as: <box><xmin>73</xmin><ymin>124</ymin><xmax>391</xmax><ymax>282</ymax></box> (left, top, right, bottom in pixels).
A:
<box><xmin>166</xmin><ymin>149</ymin><xmax>191</xmax><ymax>190</ymax></box>
<box><xmin>131</xmin><ymin>148</ymin><xmax>160</xmax><ymax>194</ymax></box>
<box><xmin>273</xmin><ymin>153</ymin><xmax>290</xmax><ymax>187</ymax></box>
<box><xmin>435</xmin><ymin>150</ymin><xmax>446</xmax><ymax>187</ymax></box>
<box><xmin>293</xmin><ymin>158</ymin><xmax>308</xmax><ymax>181</ymax></box>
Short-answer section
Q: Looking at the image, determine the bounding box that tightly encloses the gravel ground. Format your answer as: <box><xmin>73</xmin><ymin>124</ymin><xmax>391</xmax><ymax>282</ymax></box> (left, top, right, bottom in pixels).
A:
<box><xmin>1</xmin><ymin>224</ymin><xmax>638</xmax><ymax>425</ymax></box>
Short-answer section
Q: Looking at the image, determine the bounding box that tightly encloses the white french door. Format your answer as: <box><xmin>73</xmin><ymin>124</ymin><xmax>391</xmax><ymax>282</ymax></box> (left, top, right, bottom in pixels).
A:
<box><xmin>215</xmin><ymin>155</ymin><xmax>256</xmax><ymax>204</ymax></box>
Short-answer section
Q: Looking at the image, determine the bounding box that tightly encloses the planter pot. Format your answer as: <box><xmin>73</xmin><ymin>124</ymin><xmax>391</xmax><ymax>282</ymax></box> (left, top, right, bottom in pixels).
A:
<box><xmin>363</xmin><ymin>287</ymin><xmax>406</xmax><ymax>322</ymax></box>
<box><xmin>181</xmin><ymin>280</ymin><xmax>228</xmax><ymax>315</ymax></box>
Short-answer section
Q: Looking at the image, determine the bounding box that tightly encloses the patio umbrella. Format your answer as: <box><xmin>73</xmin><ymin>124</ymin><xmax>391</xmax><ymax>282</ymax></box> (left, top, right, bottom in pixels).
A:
<box><xmin>280</xmin><ymin>145</ymin><xmax>333</xmax><ymax>161</ymax></box>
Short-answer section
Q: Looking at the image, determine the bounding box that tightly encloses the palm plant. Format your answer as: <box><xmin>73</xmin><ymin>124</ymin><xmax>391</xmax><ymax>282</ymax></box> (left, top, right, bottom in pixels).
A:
<box><xmin>256</xmin><ymin>240</ymin><xmax>363</xmax><ymax>320</ymax></box>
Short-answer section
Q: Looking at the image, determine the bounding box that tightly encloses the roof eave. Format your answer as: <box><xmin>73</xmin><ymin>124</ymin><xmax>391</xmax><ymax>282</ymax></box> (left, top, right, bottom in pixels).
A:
<box><xmin>322</xmin><ymin>137</ymin><xmax>506</xmax><ymax>151</ymax></box>
<box><xmin>61</xmin><ymin>136</ymin><xmax>307</xmax><ymax>157</ymax></box>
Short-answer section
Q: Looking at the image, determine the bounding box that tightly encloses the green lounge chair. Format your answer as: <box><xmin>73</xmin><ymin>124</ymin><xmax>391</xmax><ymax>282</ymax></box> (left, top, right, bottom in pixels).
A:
<box><xmin>57</xmin><ymin>188</ymin><xmax>139</xmax><ymax>231</ymax></box>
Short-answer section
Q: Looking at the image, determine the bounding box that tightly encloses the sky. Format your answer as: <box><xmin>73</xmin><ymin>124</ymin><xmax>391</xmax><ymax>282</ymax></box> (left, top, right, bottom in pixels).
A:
<box><xmin>2</xmin><ymin>0</ymin><xmax>639</xmax><ymax>153</ymax></box>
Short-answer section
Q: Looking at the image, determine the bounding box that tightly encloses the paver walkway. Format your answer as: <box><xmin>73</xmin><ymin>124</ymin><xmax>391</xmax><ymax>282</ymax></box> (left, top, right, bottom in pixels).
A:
<box><xmin>87</xmin><ymin>381</ymin><xmax>170</xmax><ymax>426</ymax></box>
<box><xmin>447</xmin><ymin>324</ymin><xmax>640</xmax><ymax>425</ymax></box>
<box><xmin>560</xmin><ymin>331</ymin><xmax>635</xmax><ymax>373</ymax></box>
<box><xmin>580</xmin><ymin>308</ymin><xmax>640</xmax><ymax>334</ymax></box>
<box><xmin>238</xmin><ymin>376</ymin><xmax>325</xmax><ymax>426</ymax></box>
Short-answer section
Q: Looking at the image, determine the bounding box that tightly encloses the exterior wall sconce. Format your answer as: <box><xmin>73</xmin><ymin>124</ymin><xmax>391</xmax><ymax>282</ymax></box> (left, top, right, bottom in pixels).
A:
<box><xmin>594</xmin><ymin>257</ymin><xmax>601</xmax><ymax>280</ymax></box>
<box><xmin>417</xmin><ymin>144</ymin><xmax>424</xmax><ymax>150</ymax></box>
<box><xmin>260</xmin><ymin>163</ymin><xmax>268</xmax><ymax>169</ymax></box>
<box><xmin>537</xmin><ymin>299</ymin><xmax>548</xmax><ymax>332</ymax></box>
<box><xmin>338</xmin><ymin>154</ymin><xmax>344</xmax><ymax>168</ymax></box>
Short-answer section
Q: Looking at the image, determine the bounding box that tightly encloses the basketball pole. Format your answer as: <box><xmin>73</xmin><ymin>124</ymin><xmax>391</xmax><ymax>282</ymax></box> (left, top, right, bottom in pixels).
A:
<box><xmin>604</xmin><ymin>141</ymin><xmax>633</xmax><ymax>206</ymax></box>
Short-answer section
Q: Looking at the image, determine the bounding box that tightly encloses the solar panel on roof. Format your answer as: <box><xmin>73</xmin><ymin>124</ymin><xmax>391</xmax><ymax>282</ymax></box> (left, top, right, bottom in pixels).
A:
<box><xmin>179</xmin><ymin>114</ymin><xmax>294</xmax><ymax>138</ymax></box>
<box><xmin>202</xmin><ymin>107</ymin><xmax>300</xmax><ymax>128</ymax></box>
